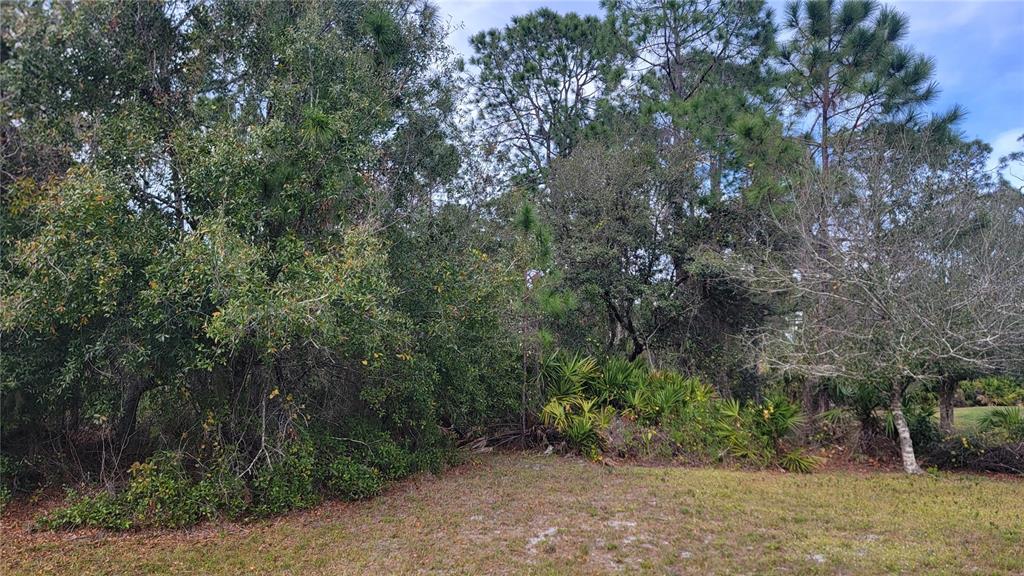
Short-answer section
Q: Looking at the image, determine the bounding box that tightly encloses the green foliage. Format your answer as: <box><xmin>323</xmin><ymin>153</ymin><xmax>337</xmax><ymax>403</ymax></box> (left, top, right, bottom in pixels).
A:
<box><xmin>616</xmin><ymin>370</ymin><xmax>712</xmax><ymax>425</ymax></box>
<box><xmin>592</xmin><ymin>357</ymin><xmax>647</xmax><ymax>406</ymax></box>
<box><xmin>408</xmin><ymin>445</ymin><xmax>462</xmax><ymax>476</ymax></box>
<box><xmin>778</xmin><ymin>0</ymin><xmax>957</xmax><ymax>166</ymax></box>
<box><xmin>328</xmin><ymin>421</ymin><xmax>415</xmax><ymax>482</ymax></box>
<box><xmin>250</xmin><ymin>443</ymin><xmax>320</xmax><ymax>518</ymax></box>
<box><xmin>540</xmin><ymin>352</ymin><xmax>600</xmax><ymax>400</ymax></box>
<box><xmin>40</xmin><ymin>451</ymin><xmax>245</xmax><ymax>530</ymax></box>
<box><xmin>979</xmin><ymin>407</ymin><xmax>1024</xmax><ymax>443</ymax></box>
<box><xmin>0</xmin><ymin>455</ymin><xmax>16</xmax><ymax>511</ymax></box>
<box><xmin>539</xmin><ymin>353</ymin><xmax>814</xmax><ymax>470</ymax></box>
<box><xmin>714</xmin><ymin>395</ymin><xmax>814</xmax><ymax>470</ymax></box>
<box><xmin>468</xmin><ymin>7</ymin><xmax>630</xmax><ymax>173</ymax></box>
<box><xmin>323</xmin><ymin>457</ymin><xmax>383</xmax><ymax>501</ymax></box>
<box><xmin>541</xmin><ymin>395</ymin><xmax>614</xmax><ymax>459</ymax></box>
<box><xmin>884</xmin><ymin>392</ymin><xmax>941</xmax><ymax>448</ymax></box>
<box><xmin>714</xmin><ymin>398</ymin><xmax>774</xmax><ymax>466</ymax></box>
<box><xmin>40</xmin><ymin>490</ymin><xmax>132</xmax><ymax>531</ymax></box>
<box><xmin>780</xmin><ymin>449</ymin><xmax>819</xmax><ymax>474</ymax></box>
<box><xmin>2</xmin><ymin>0</ymin><xmax>523</xmax><ymax>508</ymax></box>
<box><xmin>1</xmin><ymin>0</ymin><xmax>1007</xmax><ymax>520</ymax></box>
<box><xmin>661</xmin><ymin>401</ymin><xmax>722</xmax><ymax>460</ymax></box>
<box><xmin>924</xmin><ymin>433</ymin><xmax>1024</xmax><ymax>473</ymax></box>
<box><xmin>961</xmin><ymin>377</ymin><xmax>1024</xmax><ymax>407</ymax></box>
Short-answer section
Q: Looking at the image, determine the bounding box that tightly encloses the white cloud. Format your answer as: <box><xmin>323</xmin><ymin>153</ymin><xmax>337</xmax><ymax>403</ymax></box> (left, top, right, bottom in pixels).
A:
<box><xmin>988</xmin><ymin>127</ymin><xmax>1024</xmax><ymax>183</ymax></box>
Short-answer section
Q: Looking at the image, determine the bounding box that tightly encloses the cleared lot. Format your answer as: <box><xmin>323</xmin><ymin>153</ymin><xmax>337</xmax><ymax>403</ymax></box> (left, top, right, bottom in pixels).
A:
<box><xmin>2</xmin><ymin>453</ymin><xmax>1022</xmax><ymax>575</ymax></box>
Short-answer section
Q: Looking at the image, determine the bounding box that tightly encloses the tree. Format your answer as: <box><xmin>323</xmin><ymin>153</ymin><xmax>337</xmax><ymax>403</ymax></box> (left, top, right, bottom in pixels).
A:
<box><xmin>543</xmin><ymin>120</ymin><xmax>696</xmax><ymax>361</ymax></box>
<box><xmin>778</xmin><ymin>0</ymin><xmax>956</xmax><ymax>174</ymax></box>
<box><xmin>466</xmin><ymin>8</ymin><xmax>630</xmax><ymax>178</ymax></box>
<box><xmin>1</xmin><ymin>0</ymin><xmax>522</xmax><ymax>482</ymax></box>
<box><xmin>607</xmin><ymin>0</ymin><xmax>777</xmax><ymax>199</ymax></box>
<box><xmin>739</xmin><ymin>132</ymin><xmax>1024</xmax><ymax>473</ymax></box>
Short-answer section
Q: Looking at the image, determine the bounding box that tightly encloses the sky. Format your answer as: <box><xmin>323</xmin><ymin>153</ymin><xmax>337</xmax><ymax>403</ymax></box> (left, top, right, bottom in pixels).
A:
<box><xmin>434</xmin><ymin>0</ymin><xmax>1024</xmax><ymax>173</ymax></box>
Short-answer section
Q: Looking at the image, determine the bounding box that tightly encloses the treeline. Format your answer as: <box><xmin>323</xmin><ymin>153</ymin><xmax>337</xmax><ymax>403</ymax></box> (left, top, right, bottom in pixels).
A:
<box><xmin>1</xmin><ymin>0</ymin><xmax>1022</xmax><ymax>520</ymax></box>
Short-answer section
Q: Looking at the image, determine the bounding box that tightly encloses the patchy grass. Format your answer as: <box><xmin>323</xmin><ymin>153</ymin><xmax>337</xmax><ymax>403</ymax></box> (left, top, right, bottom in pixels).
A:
<box><xmin>2</xmin><ymin>453</ymin><xmax>1021</xmax><ymax>575</ymax></box>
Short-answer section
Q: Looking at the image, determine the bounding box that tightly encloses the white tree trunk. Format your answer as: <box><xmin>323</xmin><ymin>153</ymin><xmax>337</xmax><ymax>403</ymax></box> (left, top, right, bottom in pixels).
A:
<box><xmin>891</xmin><ymin>390</ymin><xmax>923</xmax><ymax>474</ymax></box>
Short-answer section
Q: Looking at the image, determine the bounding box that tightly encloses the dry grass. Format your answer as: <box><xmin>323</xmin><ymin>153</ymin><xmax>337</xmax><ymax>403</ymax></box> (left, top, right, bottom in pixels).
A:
<box><xmin>2</xmin><ymin>453</ymin><xmax>1021</xmax><ymax>575</ymax></box>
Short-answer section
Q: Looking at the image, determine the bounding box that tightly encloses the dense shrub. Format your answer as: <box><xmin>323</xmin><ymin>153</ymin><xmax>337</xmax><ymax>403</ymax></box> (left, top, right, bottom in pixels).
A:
<box><xmin>1</xmin><ymin>0</ymin><xmax>525</xmax><ymax>519</ymax></box>
<box><xmin>120</xmin><ymin>453</ymin><xmax>243</xmax><ymax>527</ymax></box>
<box><xmin>538</xmin><ymin>353</ymin><xmax>816</xmax><ymax>471</ymax></box>
<box><xmin>249</xmin><ymin>441</ymin><xmax>320</xmax><ymax>518</ymax></box>
<box><xmin>40</xmin><ymin>451</ymin><xmax>246</xmax><ymax>530</ymax></box>
<box><xmin>960</xmin><ymin>378</ymin><xmax>1024</xmax><ymax>407</ymax></box>
<box><xmin>330</xmin><ymin>421</ymin><xmax>416</xmax><ymax>482</ymax></box>
<box><xmin>924</xmin><ymin>436</ymin><xmax>1024</xmax><ymax>474</ymax></box>
<box><xmin>36</xmin><ymin>414</ymin><xmax>467</xmax><ymax>530</ymax></box>
<box><xmin>661</xmin><ymin>402</ymin><xmax>721</xmax><ymax>460</ymax></box>
<box><xmin>323</xmin><ymin>457</ymin><xmax>383</xmax><ymax>501</ymax></box>
<box><xmin>40</xmin><ymin>490</ymin><xmax>132</xmax><ymax>531</ymax></box>
<box><xmin>589</xmin><ymin>357</ymin><xmax>647</xmax><ymax>406</ymax></box>
<box><xmin>714</xmin><ymin>395</ymin><xmax>817</xmax><ymax>472</ymax></box>
<box><xmin>541</xmin><ymin>395</ymin><xmax>614</xmax><ymax>459</ymax></box>
<box><xmin>0</xmin><ymin>455</ymin><xmax>16</xmax><ymax>513</ymax></box>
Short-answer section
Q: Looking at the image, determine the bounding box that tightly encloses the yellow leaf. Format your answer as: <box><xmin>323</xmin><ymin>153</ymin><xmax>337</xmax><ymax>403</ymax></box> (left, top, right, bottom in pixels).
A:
<box><xmin>269</xmin><ymin>388</ymin><xmax>280</xmax><ymax>399</ymax></box>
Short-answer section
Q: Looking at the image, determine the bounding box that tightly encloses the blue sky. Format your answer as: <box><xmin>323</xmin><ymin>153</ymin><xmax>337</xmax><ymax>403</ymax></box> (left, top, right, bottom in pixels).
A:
<box><xmin>435</xmin><ymin>0</ymin><xmax>1024</xmax><ymax>172</ymax></box>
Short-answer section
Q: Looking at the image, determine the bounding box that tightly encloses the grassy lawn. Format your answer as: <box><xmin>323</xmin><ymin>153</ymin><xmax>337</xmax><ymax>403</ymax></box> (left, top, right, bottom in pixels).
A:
<box><xmin>2</xmin><ymin>453</ymin><xmax>1021</xmax><ymax>575</ymax></box>
<box><xmin>953</xmin><ymin>406</ymin><xmax>1002</xmax><ymax>430</ymax></box>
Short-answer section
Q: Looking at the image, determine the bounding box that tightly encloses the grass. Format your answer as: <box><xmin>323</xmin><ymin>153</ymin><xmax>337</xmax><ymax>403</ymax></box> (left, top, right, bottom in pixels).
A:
<box><xmin>2</xmin><ymin>453</ymin><xmax>1021</xmax><ymax>575</ymax></box>
<box><xmin>953</xmin><ymin>406</ymin><xmax>1002</xmax><ymax>430</ymax></box>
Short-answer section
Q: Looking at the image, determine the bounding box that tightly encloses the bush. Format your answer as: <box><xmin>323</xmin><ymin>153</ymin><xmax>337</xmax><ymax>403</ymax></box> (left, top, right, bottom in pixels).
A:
<box><xmin>539</xmin><ymin>351</ymin><xmax>601</xmax><ymax>400</ymax></box>
<box><xmin>537</xmin><ymin>354</ymin><xmax>815</xmax><ymax>471</ymax></box>
<box><xmin>39</xmin><ymin>451</ymin><xmax>247</xmax><ymax>530</ymax></box>
<box><xmin>38</xmin><ymin>423</ymin><xmax>463</xmax><ymax>531</ymax></box>
<box><xmin>408</xmin><ymin>445</ymin><xmax>461</xmax><ymax>475</ymax></box>
<box><xmin>120</xmin><ymin>452</ymin><xmax>219</xmax><ymax>528</ymax></box>
<box><xmin>0</xmin><ymin>455</ymin><xmax>16</xmax><ymax>513</ymax></box>
<box><xmin>979</xmin><ymin>407</ymin><xmax>1024</xmax><ymax>443</ymax></box>
<box><xmin>40</xmin><ymin>490</ymin><xmax>132</xmax><ymax>531</ymax></box>
<box><xmin>924</xmin><ymin>436</ymin><xmax>1024</xmax><ymax>474</ymax></box>
<box><xmin>662</xmin><ymin>402</ymin><xmax>721</xmax><ymax>461</ymax></box>
<box><xmin>249</xmin><ymin>442</ymin><xmax>319</xmax><ymax>518</ymax></box>
<box><xmin>332</xmin><ymin>422</ymin><xmax>415</xmax><ymax>482</ymax></box>
<box><xmin>323</xmin><ymin>456</ymin><xmax>382</xmax><ymax>500</ymax></box>
<box><xmin>713</xmin><ymin>395</ymin><xmax>816</xmax><ymax>471</ymax></box>
<box><xmin>541</xmin><ymin>395</ymin><xmax>614</xmax><ymax>459</ymax></box>
<box><xmin>961</xmin><ymin>377</ymin><xmax>1024</xmax><ymax>406</ymax></box>
<box><xmin>591</xmin><ymin>357</ymin><xmax>646</xmax><ymax>406</ymax></box>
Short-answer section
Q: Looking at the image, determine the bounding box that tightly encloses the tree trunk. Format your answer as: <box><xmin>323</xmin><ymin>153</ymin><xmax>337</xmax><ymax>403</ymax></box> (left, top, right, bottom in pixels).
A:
<box><xmin>938</xmin><ymin>382</ymin><xmax>956</xmax><ymax>436</ymax></box>
<box><xmin>627</xmin><ymin>339</ymin><xmax>645</xmax><ymax>362</ymax></box>
<box><xmin>113</xmin><ymin>376</ymin><xmax>153</xmax><ymax>450</ymax></box>
<box><xmin>890</xmin><ymin>388</ymin><xmax>923</xmax><ymax>474</ymax></box>
<box><xmin>709</xmin><ymin>153</ymin><xmax>723</xmax><ymax>205</ymax></box>
<box><xmin>821</xmin><ymin>81</ymin><xmax>830</xmax><ymax>176</ymax></box>
<box><xmin>802</xmin><ymin>376</ymin><xmax>820</xmax><ymax>417</ymax></box>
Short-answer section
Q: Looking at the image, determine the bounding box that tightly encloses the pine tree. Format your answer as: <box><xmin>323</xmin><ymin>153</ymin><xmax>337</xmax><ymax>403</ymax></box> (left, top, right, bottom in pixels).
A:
<box><xmin>778</xmin><ymin>0</ymin><xmax>953</xmax><ymax>173</ymax></box>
